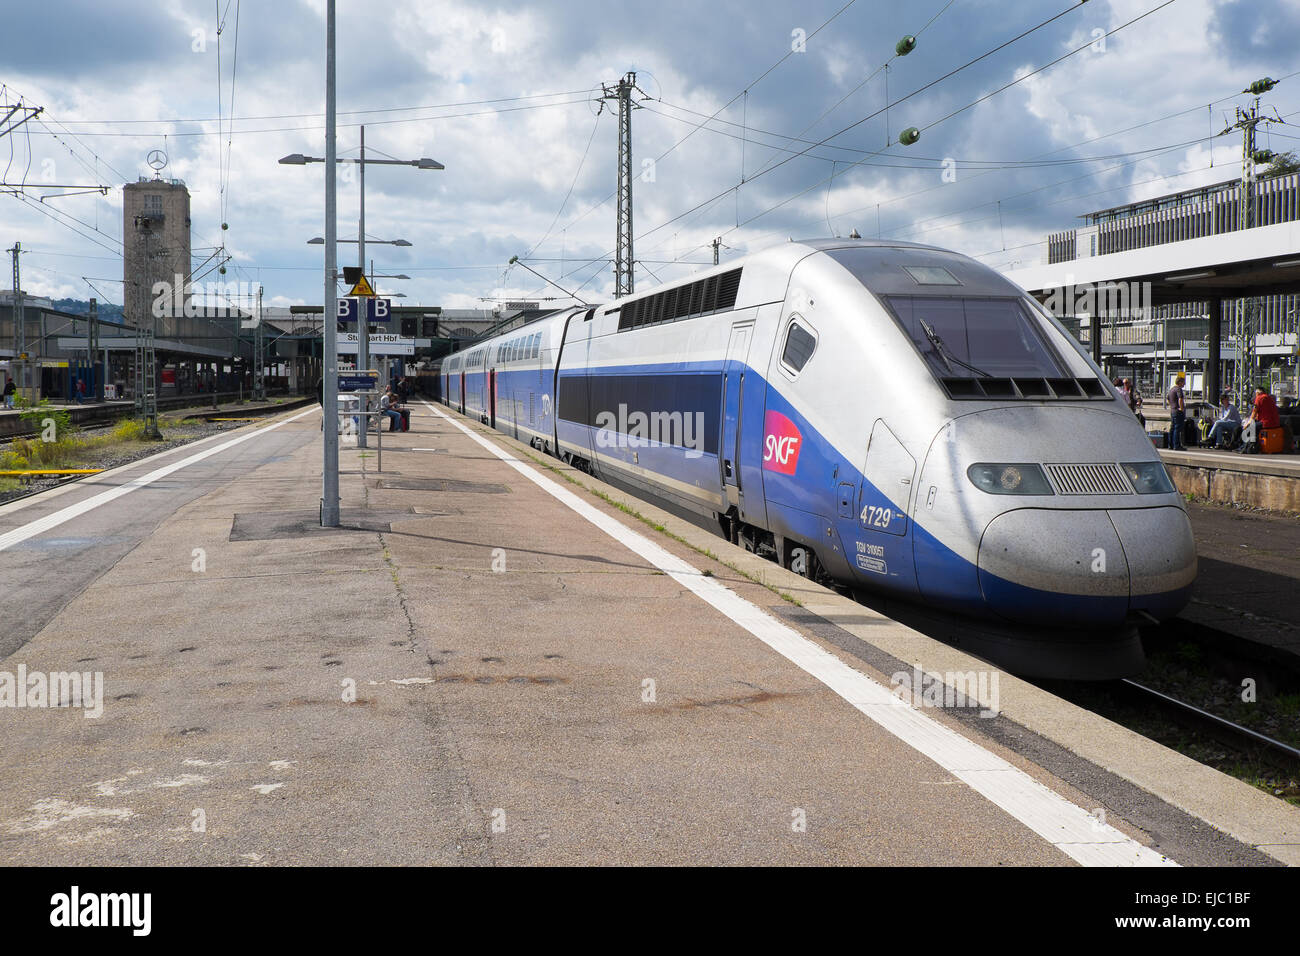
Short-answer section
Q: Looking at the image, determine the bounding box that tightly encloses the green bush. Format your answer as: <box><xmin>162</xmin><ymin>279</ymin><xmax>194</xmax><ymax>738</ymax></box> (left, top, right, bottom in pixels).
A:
<box><xmin>2</xmin><ymin>436</ymin><xmax>74</xmax><ymax>469</ymax></box>
<box><xmin>0</xmin><ymin>448</ymin><xmax>30</xmax><ymax>472</ymax></box>
<box><xmin>110</xmin><ymin>418</ymin><xmax>147</xmax><ymax>442</ymax></box>
<box><xmin>18</xmin><ymin>400</ymin><xmax>73</xmax><ymax>442</ymax></box>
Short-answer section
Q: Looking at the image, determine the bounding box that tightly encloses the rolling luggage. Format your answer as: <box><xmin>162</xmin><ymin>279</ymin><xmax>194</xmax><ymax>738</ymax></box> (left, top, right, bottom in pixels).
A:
<box><xmin>1259</xmin><ymin>427</ymin><xmax>1285</xmax><ymax>454</ymax></box>
<box><xmin>400</xmin><ymin>408</ymin><xmax>410</xmax><ymax>432</ymax></box>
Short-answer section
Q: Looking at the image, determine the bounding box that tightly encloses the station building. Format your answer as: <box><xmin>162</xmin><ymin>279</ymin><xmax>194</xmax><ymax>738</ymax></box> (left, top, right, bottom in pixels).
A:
<box><xmin>1029</xmin><ymin>171</ymin><xmax>1300</xmax><ymax>400</ymax></box>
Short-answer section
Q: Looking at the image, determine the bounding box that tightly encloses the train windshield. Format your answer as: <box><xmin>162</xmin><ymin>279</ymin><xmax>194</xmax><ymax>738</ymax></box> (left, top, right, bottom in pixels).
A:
<box><xmin>886</xmin><ymin>296</ymin><xmax>1067</xmax><ymax>381</ymax></box>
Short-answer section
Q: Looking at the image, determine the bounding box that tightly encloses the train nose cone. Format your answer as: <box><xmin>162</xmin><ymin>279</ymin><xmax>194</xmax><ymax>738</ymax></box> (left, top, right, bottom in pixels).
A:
<box><xmin>976</xmin><ymin>507</ymin><xmax>1196</xmax><ymax>626</ymax></box>
<box><xmin>1108</xmin><ymin>506</ymin><xmax>1197</xmax><ymax>620</ymax></box>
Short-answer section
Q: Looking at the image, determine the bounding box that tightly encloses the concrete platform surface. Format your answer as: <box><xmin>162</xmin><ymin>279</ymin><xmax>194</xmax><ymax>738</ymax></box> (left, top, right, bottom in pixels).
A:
<box><xmin>0</xmin><ymin>401</ymin><xmax>1294</xmax><ymax>866</ymax></box>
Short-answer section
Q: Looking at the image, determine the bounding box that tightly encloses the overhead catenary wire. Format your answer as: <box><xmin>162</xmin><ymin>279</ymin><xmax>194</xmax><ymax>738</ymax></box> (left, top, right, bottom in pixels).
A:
<box><xmin>731</xmin><ymin>100</ymin><xmax>1300</xmax><ymax>260</ymax></box>
<box><xmin>530</xmin><ymin>0</ymin><xmax>865</xmax><ymax>254</ymax></box>
<box><xmin>640</xmin><ymin>0</ymin><xmax>1197</xmax><ymax>268</ymax></box>
<box><xmin>35</xmin><ymin>96</ymin><xmax>597</xmax><ymax>138</ymax></box>
<box><xmin>577</xmin><ymin>0</ymin><xmax>1103</xmax><ymax>278</ymax></box>
<box><xmin>520</xmin><ymin>109</ymin><xmax>603</xmax><ymax>263</ymax></box>
<box><xmin>51</xmin><ymin>89</ymin><xmax>596</xmax><ymax>127</ymax></box>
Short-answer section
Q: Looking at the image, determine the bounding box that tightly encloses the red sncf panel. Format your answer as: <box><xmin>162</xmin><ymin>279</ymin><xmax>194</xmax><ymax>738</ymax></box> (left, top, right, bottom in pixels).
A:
<box><xmin>762</xmin><ymin>410</ymin><xmax>803</xmax><ymax>475</ymax></box>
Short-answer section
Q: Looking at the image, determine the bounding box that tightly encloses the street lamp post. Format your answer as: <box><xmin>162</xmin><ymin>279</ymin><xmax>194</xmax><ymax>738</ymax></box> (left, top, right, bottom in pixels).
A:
<box><xmin>282</xmin><ymin>133</ymin><xmax>440</xmax><ymax>448</ymax></box>
<box><xmin>322</xmin><ymin>0</ymin><xmax>339</xmax><ymax>527</ymax></box>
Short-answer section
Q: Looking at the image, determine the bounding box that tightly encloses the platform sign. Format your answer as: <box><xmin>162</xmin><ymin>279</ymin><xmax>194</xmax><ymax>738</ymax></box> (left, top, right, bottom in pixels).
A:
<box><xmin>338</xmin><ymin>333</ymin><xmax>414</xmax><ymax>355</ymax></box>
<box><xmin>337</xmin><ymin>371</ymin><xmax>380</xmax><ymax>392</ymax></box>
<box><xmin>1182</xmin><ymin>340</ymin><xmax>1241</xmax><ymax>360</ymax></box>
<box><xmin>337</xmin><ymin>297</ymin><xmax>391</xmax><ymax>323</ymax></box>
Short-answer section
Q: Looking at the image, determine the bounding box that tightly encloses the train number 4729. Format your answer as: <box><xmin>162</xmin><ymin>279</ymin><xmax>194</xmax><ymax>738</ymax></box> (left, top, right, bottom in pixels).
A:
<box><xmin>860</xmin><ymin>504</ymin><xmax>893</xmax><ymax>529</ymax></box>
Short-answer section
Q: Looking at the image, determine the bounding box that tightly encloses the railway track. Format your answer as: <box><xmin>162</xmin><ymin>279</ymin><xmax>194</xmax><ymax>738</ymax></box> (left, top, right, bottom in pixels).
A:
<box><xmin>0</xmin><ymin>420</ymin><xmax>115</xmax><ymax>445</ymax></box>
<box><xmin>0</xmin><ymin>400</ymin><xmax>312</xmax><ymax>506</ymax></box>
<box><xmin>841</xmin><ymin>586</ymin><xmax>1300</xmax><ymax>786</ymax></box>
<box><xmin>1112</xmin><ymin>676</ymin><xmax>1300</xmax><ymax>769</ymax></box>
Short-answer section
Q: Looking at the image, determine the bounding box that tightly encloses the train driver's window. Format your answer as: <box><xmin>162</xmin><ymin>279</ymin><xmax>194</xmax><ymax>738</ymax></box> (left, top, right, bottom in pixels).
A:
<box><xmin>780</xmin><ymin>317</ymin><xmax>817</xmax><ymax>376</ymax></box>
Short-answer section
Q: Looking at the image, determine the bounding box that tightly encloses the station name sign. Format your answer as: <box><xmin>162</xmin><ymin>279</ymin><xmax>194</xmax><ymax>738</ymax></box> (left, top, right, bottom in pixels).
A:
<box><xmin>337</xmin><ymin>333</ymin><xmax>414</xmax><ymax>355</ymax></box>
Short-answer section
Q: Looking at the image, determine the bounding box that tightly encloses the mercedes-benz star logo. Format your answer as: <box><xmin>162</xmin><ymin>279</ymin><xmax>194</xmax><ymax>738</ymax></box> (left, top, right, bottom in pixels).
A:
<box><xmin>147</xmin><ymin>149</ymin><xmax>168</xmax><ymax>171</ymax></box>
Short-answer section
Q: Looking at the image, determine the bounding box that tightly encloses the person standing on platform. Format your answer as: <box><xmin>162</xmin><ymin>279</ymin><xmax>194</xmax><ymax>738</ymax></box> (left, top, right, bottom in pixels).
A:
<box><xmin>1166</xmin><ymin>374</ymin><xmax>1187</xmax><ymax>451</ymax></box>
<box><xmin>3</xmin><ymin>376</ymin><xmax>14</xmax><ymax>410</ymax></box>
<box><xmin>1124</xmin><ymin>379</ymin><xmax>1144</xmax><ymax>427</ymax></box>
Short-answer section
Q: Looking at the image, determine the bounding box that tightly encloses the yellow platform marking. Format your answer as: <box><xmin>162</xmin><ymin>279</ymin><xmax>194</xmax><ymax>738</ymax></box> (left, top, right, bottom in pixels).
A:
<box><xmin>0</xmin><ymin>469</ymin><xmax>103</xmax><ymax>476</ymax></box>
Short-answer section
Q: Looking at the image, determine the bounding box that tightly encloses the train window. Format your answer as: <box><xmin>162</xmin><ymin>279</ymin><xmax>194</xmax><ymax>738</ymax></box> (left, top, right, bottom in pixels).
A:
<box><xmin>902</xmin><ymin>265</ymin><xmax>960</xmax><ymax>286</ymax></box>
<box><xmin>886</xmin><ymin>296</ymin><xmax>1068</xmax><ymax>383</ymax></box>
<box><xmin>780</xmin><ymin>318</ymin><xmax>817</xmax><ymax>375</ymax></box>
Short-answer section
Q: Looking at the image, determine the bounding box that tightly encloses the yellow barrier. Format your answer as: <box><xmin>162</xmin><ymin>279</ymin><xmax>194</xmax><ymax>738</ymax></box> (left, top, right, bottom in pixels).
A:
<box><xmin>0</xmin><ymin>469</ymin><xmax>103</xmax><ymax>476</ymax></box>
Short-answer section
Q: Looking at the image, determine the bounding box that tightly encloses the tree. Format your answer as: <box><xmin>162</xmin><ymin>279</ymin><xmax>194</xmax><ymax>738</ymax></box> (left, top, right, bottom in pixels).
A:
<box><xmin>1261</xmin><ymin>150</ymin><xmax>1300</xmax><ymax>178</ymax></box>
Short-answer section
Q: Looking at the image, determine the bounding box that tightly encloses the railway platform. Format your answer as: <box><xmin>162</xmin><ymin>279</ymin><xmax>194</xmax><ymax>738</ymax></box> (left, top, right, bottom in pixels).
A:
<box><xmin>1161</xmin><ymin>446</ymin><xmax>1300</xmax><ymax>512</ymax></box>
<box><xmin>0</xmin><ymin>400</ymin><xmax>1297</xmax><ymax>866</ymax></box>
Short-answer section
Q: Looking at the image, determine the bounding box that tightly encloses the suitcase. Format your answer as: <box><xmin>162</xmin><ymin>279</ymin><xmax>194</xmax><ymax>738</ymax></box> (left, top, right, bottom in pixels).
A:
<box><xmin>1147</xmin><ymin>430</ymin><xmax>1167</xmax><ymax>449</ymax></box>
<box><xmin>1260</xmin><ymin>427</ymin><xmax>1285</xmax><ymax>454</ymax></box>
<box><xmin>400</xmin><ymin>408</ymin><xmax>410</xmax><ymax>432</ymax></box>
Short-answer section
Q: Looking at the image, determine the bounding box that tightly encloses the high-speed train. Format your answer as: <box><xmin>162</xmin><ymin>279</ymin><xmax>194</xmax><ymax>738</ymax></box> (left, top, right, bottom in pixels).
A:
<box><xmin>437</xmin><ymin>238</ymin><xmax>1196</xmax><ymax>677</ymax></box>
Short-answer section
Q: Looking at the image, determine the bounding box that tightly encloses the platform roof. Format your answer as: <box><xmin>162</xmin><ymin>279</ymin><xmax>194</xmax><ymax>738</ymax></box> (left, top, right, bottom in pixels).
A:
<box><xmin>1004</xmin><ymin>220</ymin><xmax>1300</xmax><ymax>306</ymax></box>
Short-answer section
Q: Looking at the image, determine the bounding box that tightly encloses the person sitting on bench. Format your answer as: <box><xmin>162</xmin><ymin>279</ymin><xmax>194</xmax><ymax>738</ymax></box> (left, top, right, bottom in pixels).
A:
<box><xmin>1207</xmin><ymin>391</ymin><xmax>1241</xmax><ymax>449</ymax></box>
<box><xmin>379</xmin><ymin>387</ymin><xmax>403</xmax><ymax>432</ymax></box>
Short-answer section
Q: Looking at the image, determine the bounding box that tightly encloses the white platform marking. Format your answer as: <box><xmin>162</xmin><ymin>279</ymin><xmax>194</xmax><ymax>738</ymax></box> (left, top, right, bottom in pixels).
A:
<box><xmin>423</xmin><ymin>401</ymin><xmax>1176</xmax><ymax>867</ymax></box>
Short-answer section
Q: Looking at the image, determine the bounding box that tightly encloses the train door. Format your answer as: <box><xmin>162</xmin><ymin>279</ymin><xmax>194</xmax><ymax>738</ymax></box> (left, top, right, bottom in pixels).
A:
<box><xmin>552</xmin><ymin>309</ymin><xmax>590</xmax><ymax>459</ymax></box>
<box><xmin>720</xmin><ymin>321</ymin><xmax>754</xmax><ymax>510</ymax></box>
<box><xmin>459</xmin><ymin>372</ymin><xmax>466</xmax><ymax>415</ymax></box>
<box><xmin>854</xmin><ymin>420</ymin><xmax>919</xmax><ymax>592</ymax></box>
<box><xmin>489</xmin><ymin>369</ymin><xmax>497</xmax><ymax>428</ymax></box>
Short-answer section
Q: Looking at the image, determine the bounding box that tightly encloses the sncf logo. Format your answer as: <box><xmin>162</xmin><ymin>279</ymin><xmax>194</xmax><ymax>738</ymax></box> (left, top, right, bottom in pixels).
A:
<box><xmin>763</xmin><ymin>410</ymin><xmax>802</xmax><ymax>474</ymax></box>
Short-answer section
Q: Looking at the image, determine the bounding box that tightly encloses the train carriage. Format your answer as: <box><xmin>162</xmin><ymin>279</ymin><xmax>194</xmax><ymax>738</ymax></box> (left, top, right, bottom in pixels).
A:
<box><xmin>440</xmin><ymin>238</ymin><xmax>1196</xmax><ymax>677</ymax></box>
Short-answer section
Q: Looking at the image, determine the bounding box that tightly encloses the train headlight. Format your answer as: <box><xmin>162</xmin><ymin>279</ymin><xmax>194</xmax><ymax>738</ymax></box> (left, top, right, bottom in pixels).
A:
<box><xmin>967</xmin><ymin>463</ymin><xmax>1054</xmax><ymax>495</ymax></box>
<box><xmin>1121</xmin><ymin>461</ymin><xmax>1175</xmax><ymax>495</ymax></box>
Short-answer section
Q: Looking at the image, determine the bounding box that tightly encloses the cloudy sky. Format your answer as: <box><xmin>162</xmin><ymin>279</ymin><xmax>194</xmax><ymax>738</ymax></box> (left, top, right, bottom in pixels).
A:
<box><xmin>4</xmin><ymin>0</ymin><xmax>1300</xmax><ymax>313</ymax></box>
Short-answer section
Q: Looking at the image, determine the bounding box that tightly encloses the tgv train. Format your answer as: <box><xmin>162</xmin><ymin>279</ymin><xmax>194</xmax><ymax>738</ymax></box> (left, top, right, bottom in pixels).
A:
<box><xmin>439</xmin><ymin>239</ymin><xmax>1196</xmax><ymax>677</ymax></box>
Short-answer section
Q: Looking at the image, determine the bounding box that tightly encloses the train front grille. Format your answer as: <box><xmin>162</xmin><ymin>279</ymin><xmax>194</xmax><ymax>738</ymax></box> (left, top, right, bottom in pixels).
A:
<box><xmin>1044</xmin><ymin>463</ymin><xmax>1133</xmax><ymax>496</ymax></box>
